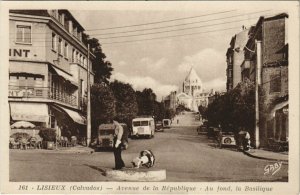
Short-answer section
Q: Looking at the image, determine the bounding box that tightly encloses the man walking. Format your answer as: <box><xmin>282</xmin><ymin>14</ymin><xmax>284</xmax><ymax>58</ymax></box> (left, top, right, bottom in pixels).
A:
<box><xmin>113</xmin><ymin>120</ymin><xmax>125</xmax><ymax>170</ymax></box>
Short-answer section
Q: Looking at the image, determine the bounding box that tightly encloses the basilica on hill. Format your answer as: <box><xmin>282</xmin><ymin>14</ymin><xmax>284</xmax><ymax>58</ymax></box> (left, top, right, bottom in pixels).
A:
<box><xmin>164</xmin><ymin>67</ymin><xmax>215</xmax><ymax>112</ymax></box>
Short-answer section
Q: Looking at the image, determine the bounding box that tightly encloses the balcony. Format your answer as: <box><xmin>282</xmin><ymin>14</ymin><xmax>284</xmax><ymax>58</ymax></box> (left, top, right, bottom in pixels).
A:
<box><xmin>9</xmin><ymin>85</ymin><xmax>77</xmax><ymax>107</ymax></box>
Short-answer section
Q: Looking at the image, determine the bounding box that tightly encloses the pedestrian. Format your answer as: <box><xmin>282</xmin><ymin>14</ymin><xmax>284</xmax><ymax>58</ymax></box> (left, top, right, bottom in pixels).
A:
<box><xmin>113</xmin><ymin>120</ymin><xmax>125</xmax><ymax>170</ymax></box>
<box><xmin>177</xmin><ymin>119</ymin><xmax>179</xmax><ymax>124</ymax></box>
<box><xmin>244</xmin><ymin>132</ymin><xmax>251</xmax><ymax>151</ymax></box>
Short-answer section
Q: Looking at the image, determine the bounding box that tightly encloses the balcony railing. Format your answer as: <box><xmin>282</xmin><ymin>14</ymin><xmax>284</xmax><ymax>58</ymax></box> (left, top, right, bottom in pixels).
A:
<box><xmin>9</xmin><ymin>85</ymin><xmax>77</xmax><ymax>107</ymax></box>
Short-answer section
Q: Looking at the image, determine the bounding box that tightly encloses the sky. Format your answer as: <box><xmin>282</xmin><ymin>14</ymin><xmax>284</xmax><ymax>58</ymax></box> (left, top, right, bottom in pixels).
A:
<box><xmin>71</xmin><ymin>3</ymin><xmax>289</xmax><ymax>100</ymax></box>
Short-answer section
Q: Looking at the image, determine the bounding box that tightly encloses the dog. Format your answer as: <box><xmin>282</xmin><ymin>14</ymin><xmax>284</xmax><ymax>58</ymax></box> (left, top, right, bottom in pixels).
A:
<box><xmin>131</xmin><ymin>150</ymin><xmax>155</xmax><ymax>168</ymax></box>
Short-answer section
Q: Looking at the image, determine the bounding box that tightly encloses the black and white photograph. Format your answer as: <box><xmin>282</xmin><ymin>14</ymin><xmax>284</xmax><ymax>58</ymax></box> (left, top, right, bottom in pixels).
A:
<box><xmin>0</xmin><ymin>1</ymin><xmax>299</xmax><ymax>194</ymax></box>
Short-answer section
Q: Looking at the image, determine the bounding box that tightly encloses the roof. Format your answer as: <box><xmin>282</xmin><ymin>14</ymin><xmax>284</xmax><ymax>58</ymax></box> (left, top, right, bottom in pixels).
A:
<box><xmin>10</xmin><ymin>9</ymin><xmax>85</xmax><ymax>31</ymax></box>
<box><xmin>264</xmin><ymin>13</ymin><xmax>288</xmax><ymax>22</ymax></box>
<box><xmin>133</xmin><ymin>118</ymin><xmax>154</xmax><ymax>121</ymax></box>
<box><xmin>99</xmin><ymin>124</ymin><xmax>115</xmax><ymax>130</ymax></box>
<box><xmin>185</xmin><ymin>67</ymin><xmax>202</xmax><ymax>84</ymax></box>
<box><xmin>10</xmin><ymin>10</ymin><xmax>50</xmax><ymax>17</ymax></box>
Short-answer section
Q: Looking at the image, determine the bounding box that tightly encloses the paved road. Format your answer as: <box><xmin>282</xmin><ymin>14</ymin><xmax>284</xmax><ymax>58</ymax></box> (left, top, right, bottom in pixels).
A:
<box><xmin>10</xmin><ymin>125</ymin><xmax>288</xmax><ymax>182</ymax></box>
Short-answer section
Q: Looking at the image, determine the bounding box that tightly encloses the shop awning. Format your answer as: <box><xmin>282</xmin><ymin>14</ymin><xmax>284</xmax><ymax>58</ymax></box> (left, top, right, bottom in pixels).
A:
<box><xmin>268</xmin><ymin>101</ymin><xmax>289</xmax><ymax>120</ymax></box>
<box><xmin>49</xmin><ymin>65</ymin><xmax>77</xmax><ymax>86</ymax></box>
<box><xmin>10</xmin><ymin>102</ymin><xmax>49</xmax><ymax>123</ymax></box>
<box><xmin>54</xmin><ymin>105</ymin><xmax>86</xmax><ymax>125</ymax></box>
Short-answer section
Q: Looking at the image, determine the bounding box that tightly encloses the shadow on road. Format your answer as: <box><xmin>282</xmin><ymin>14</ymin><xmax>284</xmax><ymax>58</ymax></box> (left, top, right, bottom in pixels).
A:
<box><xmin>83</xmin><ymin>164</ymin><xmax>107</xmax><ymax>176</ymax></box>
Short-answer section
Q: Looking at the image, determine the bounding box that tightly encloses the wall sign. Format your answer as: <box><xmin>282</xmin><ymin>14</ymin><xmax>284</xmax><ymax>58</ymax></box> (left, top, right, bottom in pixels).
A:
<box><xmin>9</xmin><ymin>49</ymin><xmax>30</xmax><ymax>57</ymax></box>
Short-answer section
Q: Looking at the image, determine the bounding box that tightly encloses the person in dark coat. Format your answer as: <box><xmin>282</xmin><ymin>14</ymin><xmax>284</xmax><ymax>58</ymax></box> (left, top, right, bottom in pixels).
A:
<box><xmin>113</xmin><ymin>120</ymin><xmax>125</xmax><ymax>170</ymax></box>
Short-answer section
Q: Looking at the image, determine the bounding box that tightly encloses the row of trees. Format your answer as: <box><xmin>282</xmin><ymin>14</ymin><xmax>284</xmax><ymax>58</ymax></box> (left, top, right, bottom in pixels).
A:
<box><xmin>201</xmin><ymin>80</ymin><xmax>255</xmax><ymax>135</ymax></box>
<box><xmin>90</xmin><ymin>81</ymin><xmax>175</xmax><ymax>136</ymax></box>
<box><xmin>83</xmin><ymin>37</ymin><xmax>175</xmax><ymax>136</ymax></box>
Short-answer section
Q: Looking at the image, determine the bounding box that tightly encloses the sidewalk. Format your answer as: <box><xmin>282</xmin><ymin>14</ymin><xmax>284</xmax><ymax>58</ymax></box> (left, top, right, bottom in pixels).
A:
<box><xmin>243</xmin><ymin>148</ymin><xmax>288</xmax><ymax>162</ymax></box>
<box><xmin>11</xmin><ymin>145</ymin><xmax>95</xmax><ymax>154</ymax></box>
<box><xmin>54</xmin><ymin>145</ymin><xmax>95</xmax><ymax>154</ymax></box>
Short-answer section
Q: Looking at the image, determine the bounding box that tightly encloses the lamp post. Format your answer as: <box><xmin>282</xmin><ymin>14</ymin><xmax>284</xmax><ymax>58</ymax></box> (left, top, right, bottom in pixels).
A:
<box><xmin>86</xmin><ymin>44</ymin><xmax>91</xmax><ymax>147</ymax></box>
<box><xmin>255</xmin><ymin>40</ymin><xmax>262</xmax><ymax>148</ymax></box>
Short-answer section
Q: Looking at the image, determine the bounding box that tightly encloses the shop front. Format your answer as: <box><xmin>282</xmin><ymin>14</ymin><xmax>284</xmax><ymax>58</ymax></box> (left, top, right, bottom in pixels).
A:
<box><xmin>50</xmin><ymin>104</ymin><xmax>86</xmax><ymax>145</ymax></box>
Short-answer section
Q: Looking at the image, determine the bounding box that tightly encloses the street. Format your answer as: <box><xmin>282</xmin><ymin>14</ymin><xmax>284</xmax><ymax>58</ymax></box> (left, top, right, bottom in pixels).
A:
<box><xmin>10</xmin><ymin>114</ymin><xmax>288</xmax><ymax>182</ymax></box>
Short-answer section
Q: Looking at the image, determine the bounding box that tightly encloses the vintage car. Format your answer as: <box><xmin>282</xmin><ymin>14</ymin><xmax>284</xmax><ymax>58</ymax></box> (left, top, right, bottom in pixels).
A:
<box><xmin>97</xmin><ymin>123</ymin><xmax>129</xmax><ymax>150</ymax></box>
<box><xmin>155</xmin><ymin>121</ymin><xmax>164</xmax><ymax>132</ymax></box>
<box><xmin>162</xmin><ymin>119</ymin><xmax>171</xmax><ymax>128</ymax></box>
<box><xmin>197</xmin><ymin>124</ymin><xmax>208</xmax><ymax>135</ymax></box>
<box><xmin>217</xmin><ymin>131</ymin><xmax>236</xmax><ymax>148</ymax></box>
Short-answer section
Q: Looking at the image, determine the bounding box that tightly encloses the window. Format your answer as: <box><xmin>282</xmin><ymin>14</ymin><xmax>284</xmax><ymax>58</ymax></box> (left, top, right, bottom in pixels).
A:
<box><xmin>72</xmin><ymin>49</ymin><xmax>76</xmax><ymax>62</ymax></box>
<box><xmin>228</xmin><ymin>70</ymin><xmax>232</xmax><ymax>78</ymax></box>
<box><xmin>58</xmin><ymin>38</ymin><xmax>62</xmax><ymax>54</ymax></box>
<box><xmin>80</xmin><ymin>54</ymin><xmax>82</xmax><ymax>64</ymax></box>
<box><xmin>64</xmin><ymin>42</ymin><xmax>68</xmax><ymax>58</ymax></box>
<box><xmin>76</xmin><ymin>51</ymin><xmax>79</xmax><ymax>63</ymax></box>
<box><xmin>58</xmin><ymin>13</ymin><xmax>62</xmax><ymax>23</ymax></box>
<box><xmin>270</xmin><ymin>74</ymin><xmax>281</xmax><ymax>93</ymax></box>
<box><xmin>83</xmin><ymin>57</ymin><xmax>86</xmax><ymax>67</ymax></box>
<box><xmin>52</xmin><ymin>33</ymin><xmax>56</xmax><ymax>50</ymax></box>
<box><xmin>16</xmin><ymin>25</ymin><xmax>31</xmax><ymax>43</ymax></box>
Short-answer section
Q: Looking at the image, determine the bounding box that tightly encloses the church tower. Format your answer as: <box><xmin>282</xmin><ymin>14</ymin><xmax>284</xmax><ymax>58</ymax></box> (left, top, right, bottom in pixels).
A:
<box><xmin>183</xmin><ymin>67</ymin><xmax>203</xmax><ymax>97</ymax></box>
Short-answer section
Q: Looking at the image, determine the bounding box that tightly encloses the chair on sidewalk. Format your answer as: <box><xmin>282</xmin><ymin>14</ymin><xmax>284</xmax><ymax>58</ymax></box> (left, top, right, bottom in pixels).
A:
<box><xmin>9</xmin><ymin>137</ymin><xmax>20</xmax><ymax>149</ymax></box>
<box><xmin>19</xmin><ymin>137</ymin><xmax>30</xmax><ymax>150</ymax></box>
<box><xmin>29</xmin><ymin>135</ymin><xmax>43</xmax><ymax>149</ymax></box>
<box><xmin>63</xmin><ymin>136</ymin><xmax>72</xmax><ymax>147</ymax></box>
<box><xmin>267</xmin><ymin>138</ymin><xmax>288</xmax><ymax>152</ymax></box>
<box><xmin>71</xmin><ymin>136</ymin><xmax>77</xmax><ymax>146</ymax></box>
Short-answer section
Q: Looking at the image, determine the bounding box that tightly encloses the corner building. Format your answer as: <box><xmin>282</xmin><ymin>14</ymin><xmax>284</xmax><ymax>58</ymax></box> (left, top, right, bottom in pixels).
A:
<box><xmin>9</xmin><ymin>10</ymin><xmax>94</xmax><ymax>138</ymax></box>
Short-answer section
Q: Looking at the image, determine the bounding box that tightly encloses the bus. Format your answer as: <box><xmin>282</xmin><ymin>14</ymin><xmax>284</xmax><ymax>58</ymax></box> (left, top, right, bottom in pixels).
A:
<box><xmin>132</xmin><ymin>117</ymin><xmax>155</xmax><ymax>138</ymax></box>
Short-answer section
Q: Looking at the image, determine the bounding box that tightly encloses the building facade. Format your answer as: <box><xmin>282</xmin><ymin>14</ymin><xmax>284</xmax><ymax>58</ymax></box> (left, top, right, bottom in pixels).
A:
<box><xmin>243</xmin><ymin>13</ymin><xmax>289</xmax><ymax>146</ymax></box>
<box><xmin>9</xmin><ymin>10</ymin><xmax>94</xmax><ymax>139</ymax></box>
<box><xmin>226</xmin><ymin>28</ymin><xmax>249</xmax><ymax>91</ymax></box>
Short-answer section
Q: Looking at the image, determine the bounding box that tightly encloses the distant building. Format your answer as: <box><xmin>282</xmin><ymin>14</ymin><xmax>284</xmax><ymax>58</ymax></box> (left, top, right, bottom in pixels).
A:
<box><xmin>226</xmin><ymin>28</ymin><xmax>249</xmax><ymax>91</ymax></box>
<box><xmin>243</xmin><ymin>13</ymin><xmax>288</xmax><ymax>146</ymax></box>
<box><xmin>9</xmin><ymin>10</ymin><xmax>94</xmax><ymax>138</ymax></box>
<box><xmin>167</xmin><ymin>67</ymin><xmax>214</xmax><ymax>112</ymax></box>
<box><xmin>163</xmin><ymin>91</ymin><xmax>177</xmax><ymax>110</ymax></box>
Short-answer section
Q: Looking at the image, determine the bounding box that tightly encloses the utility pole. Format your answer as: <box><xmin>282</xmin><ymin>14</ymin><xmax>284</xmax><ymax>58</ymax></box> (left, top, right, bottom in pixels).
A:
<box><xmin>255</xmin><ymin>40</ymin><xmax>262</xmax><ymax>148</ymax></box>
<box><xmin>87</xmin><ymin>44</ymin><xmax>91</xmax><ymax>147</ymax></box>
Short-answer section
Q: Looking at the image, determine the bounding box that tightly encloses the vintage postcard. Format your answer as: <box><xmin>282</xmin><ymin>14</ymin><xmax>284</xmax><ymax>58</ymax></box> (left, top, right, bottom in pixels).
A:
<box><xmin>0</xmin><ymin>1</ymin><xmax>299</xmax><ymax>194</ymax></box>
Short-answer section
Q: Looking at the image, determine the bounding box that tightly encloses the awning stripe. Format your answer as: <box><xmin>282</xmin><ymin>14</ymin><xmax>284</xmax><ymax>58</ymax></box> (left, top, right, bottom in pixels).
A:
<box><xmin>268</xmin><ymin>101</ymin><xmax>288</xmax><ymax>120</ymax></box>
<box><xmin>10</xmin><ymin>102</ymin><xmax>49</xmax><ymax>123</ymax></box>
<box><xmin>53</xmin><ymin>105</ymin><xmax>86</xmax><ymax>125</ymax></box>
<box><xmin>49</xmin><ymin>65</ymin><xmax>77</xmax><ymax>86</ymax></box>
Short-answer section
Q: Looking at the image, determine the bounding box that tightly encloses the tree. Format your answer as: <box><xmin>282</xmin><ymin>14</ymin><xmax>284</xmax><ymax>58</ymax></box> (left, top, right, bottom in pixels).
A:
<box><xmin>154</xmin><ymin>101</ymin><xmax>165</xmax><ymax>121</ymax></box>
<box><xmin>84</xmin><ymin>34</ymin><xmax>113</xmax><ymax>84</ymax></box>
<box><xmin>165</xmin><ymin>108</ymin><xmax>176</xmax><ymax>120</ymax></box>
<box><xmin>136</xmin><ymin>88</ymin><xmax>157</xmax><ymax>116</ymax></box>
<box><xmin>90</xmin><ymin>83</ymin><xmax>116</xmax><ymax>136</ymax></box>
<box><xmin>198</xmin><ymin>105</ymin><xmax>207</xmax><ymax>119</ymax></box>
<box><xmin>205</xmin><ymin>80</ymin><xmax>255</xmax><ymax>134</ymax></box>
<box><xmin>110</xmin><ymin>80</ymin><xmax>138</xmax><ymax>126</ymax></box>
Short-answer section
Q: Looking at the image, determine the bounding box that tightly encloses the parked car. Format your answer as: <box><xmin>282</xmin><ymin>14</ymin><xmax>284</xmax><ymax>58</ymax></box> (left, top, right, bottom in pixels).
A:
<box><xmin>162</xmin><ymin>119</ymin><xmax>171</xmax><ymax>128</ymax></box>
<box><xmin>207</xmin><ymin>127</ymin><xmax>220</xmax><ymax>139</ymax></box>
<box><xmin>217</xmin><ymin>131</ymin><xmax>236</xmax><ymax>148</ymax></box>
<box><xmin>155</xmin><ymin>121</ymin><xmax>164</xmax><ymax>132</ymax></box>
<box><xmin>96</xmin><ymin>123</ymin><xmax>129</xmax><ymax>150</ymax></box>
<box><xmin>197</xmin><ymin>124</ymin><xmax>208</xmax><ymax>135</ymax></box>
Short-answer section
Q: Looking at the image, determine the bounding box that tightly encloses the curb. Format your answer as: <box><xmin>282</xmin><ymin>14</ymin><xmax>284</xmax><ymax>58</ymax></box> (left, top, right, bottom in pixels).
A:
<box><xmin>10</xmin><ymin>148</ymin><xmax>95</xmax><ymax>154</ymax></box>
<box><xmin>243</xmin><ymin>151</ymin><xmax>288</xmax><ymax>163</ymax></box>
<box><xmin>105</xmin><ymin>168</ymin><xmax>166</xmax><ymax>181</ymax></box>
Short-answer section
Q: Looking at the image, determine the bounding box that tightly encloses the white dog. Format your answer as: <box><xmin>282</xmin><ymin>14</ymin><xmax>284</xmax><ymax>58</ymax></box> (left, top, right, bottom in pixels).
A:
<box><xmin>131</xmin><ymin>150</ymin><xmax>155</xmax><ymax>168</ymax></box>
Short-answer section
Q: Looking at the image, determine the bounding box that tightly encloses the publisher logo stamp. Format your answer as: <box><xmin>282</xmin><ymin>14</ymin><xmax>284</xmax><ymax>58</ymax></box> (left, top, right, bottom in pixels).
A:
<box><xmin>264</xmin><ymin>162</ymin><xmax>282</xmax><ymax>176</ymax></box>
